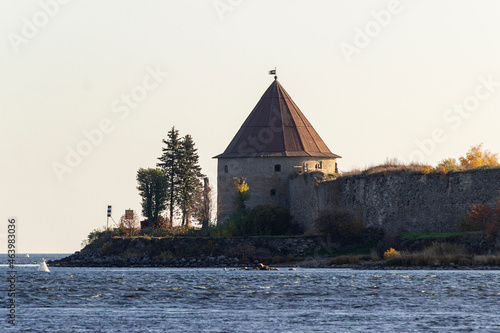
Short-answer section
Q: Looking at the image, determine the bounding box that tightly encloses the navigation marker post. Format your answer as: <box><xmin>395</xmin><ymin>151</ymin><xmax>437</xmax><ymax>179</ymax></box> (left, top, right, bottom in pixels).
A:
<box><xmin>107</xmin><ymin>205</ymin><xmax>112</xmax><ymax>230</ymax></box>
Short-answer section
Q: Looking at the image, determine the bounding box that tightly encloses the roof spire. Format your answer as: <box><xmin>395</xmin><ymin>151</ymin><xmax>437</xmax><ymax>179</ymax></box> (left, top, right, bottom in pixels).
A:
<box><xmin>214</xmin><ymin>78</ymin><xmax>341</xmax><ymax>159</ymax></box>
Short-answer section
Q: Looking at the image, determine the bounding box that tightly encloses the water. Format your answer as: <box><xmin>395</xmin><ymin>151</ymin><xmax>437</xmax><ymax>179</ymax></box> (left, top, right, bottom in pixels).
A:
<box><xmin>1</xmin><ymin>255</ymin><xmax>500</xmax><ymax>332</ymax></box>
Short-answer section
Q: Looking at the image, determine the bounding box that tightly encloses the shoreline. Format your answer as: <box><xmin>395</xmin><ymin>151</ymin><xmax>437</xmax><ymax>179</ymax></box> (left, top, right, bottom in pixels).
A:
<box><xmin>49</xmin><ymin>255</ymin><xmax>500</xmax><ymax>270</ymax></box>
<box><xmin>49</xmin><ymin>232</ymin><xmax>500</xmax><ymax>270</ymax></box>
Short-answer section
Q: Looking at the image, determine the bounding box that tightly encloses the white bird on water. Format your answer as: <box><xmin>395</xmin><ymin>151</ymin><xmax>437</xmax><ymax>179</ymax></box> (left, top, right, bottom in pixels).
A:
<box><xmin>38</xmin><ymin>258</ymin><xmax>50</xmax><ymax>273</ymax></box>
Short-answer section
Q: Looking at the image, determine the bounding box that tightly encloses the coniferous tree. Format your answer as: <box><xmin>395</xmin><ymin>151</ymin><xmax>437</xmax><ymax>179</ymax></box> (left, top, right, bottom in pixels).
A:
<box><xmin>157</xmin><ymin>127</ymin><xmax>182</xmax><ymax>223</ymax></box>
<box><xmin>178</xmin><ymin>134</ymin><xmax>204</xmax><ymax>226</ymax></box>
<box><xmin>136</xmin><ymin>168</ymin><xmax>168</xmax><ymax>227</ymax></box>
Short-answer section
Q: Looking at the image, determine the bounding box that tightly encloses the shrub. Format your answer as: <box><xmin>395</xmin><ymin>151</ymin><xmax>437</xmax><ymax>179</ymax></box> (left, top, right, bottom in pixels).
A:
<box><xmin>330</xmin><ymin>255</ymin><xmax>351</xmax><ymax>265</ymax></box>
<box><xmin>241</xmin><ymin>204</ymin><xmax>300</xmax><ymax>236</ymax></box>
<box><xmin>458</xmin><ymin>258</ymin><xmax>472</xmax><ymax>266</ymax></box>
<box><xmin>370</xmin><ymin>248</ymin><xmax>380</xmax><ymax>261</ymax></box>
<box><xmin>83</xmin><ymin>228</ymin><xmax>116</xmax><ymax>250</ymax></box>
<box><xmin>271</xmin><ymin>256</ymin><xmax>285</xmax><ymax>264</ymax></box>
<box><xmin>385</xmin><ymin>256</ymin><xmax>403</xmax><ymax>266</ymax></box>
<box><xmin>315</xmin><ymin>208</ymin><xmax>365</xmax><ymax>243</ymax></box>
<box><xmin>459</xmin><ymin>203</ymin><xmax>495</xmax><ymax>232</ymax></box>
<box><xmin>422</xmin><ymin>242</ymin><xmax>467</xmax><ymax>257</ymax></box>
<box><xmin>437</xmin><ymin>158</ymin><xmax>459</xmax><ymax>173</ymax></box>
<box><xmin>209</xmin><ymin>211</ymin><xmax>245</xmax><ymax>237</ymax></box>
<box><xmin>422</xmin><ymin>165</ymin><xmax>434</xmax><ymax>175</ymax></box>
<box><xmin>157</xmin><ymin>251</ymin><xmax>174</xmax><ymax>260</ymax></box>
<box><xmin>383</xmin><ymin>248</ymin><xmax>400</xmax><ymax>259</ymax></box>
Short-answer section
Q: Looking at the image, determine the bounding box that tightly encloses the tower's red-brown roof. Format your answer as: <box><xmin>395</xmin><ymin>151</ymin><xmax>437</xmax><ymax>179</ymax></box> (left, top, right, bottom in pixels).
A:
<box><xmin>214</xmin><ymin>77</ymin><xmax>341</xmax><ymax>159</ymax></box>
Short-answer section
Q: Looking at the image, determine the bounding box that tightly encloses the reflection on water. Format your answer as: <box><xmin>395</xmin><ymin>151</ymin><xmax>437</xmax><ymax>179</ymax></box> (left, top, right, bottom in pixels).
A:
<box><xmin>1</xmin><ymin>263</ymin><xmax>500</xmax><ymax>332</ymax></box>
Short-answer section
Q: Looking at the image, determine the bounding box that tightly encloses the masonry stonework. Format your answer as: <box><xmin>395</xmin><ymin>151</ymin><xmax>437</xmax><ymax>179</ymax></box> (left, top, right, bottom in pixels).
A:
<box><xmin>214</xmin><ymin>77</ymin><xmax>340</xmax><ymax>223</ymax></box>
<box><xmin>289</xmin><ymin>169</ymin><xmax>500</xmax><ymax>234</ymax></box>
<box><xmin>217</xmin><ymin>157</ymin><xmax>336</xmax><ymax>223</ymax></box>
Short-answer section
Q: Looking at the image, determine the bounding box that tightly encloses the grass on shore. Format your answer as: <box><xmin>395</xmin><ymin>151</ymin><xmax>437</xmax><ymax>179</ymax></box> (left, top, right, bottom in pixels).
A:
<box><xmin>400</xmin><ymin>232</ymin><xmax>465</xmax><ymax>240</ymax></box>
<box><xmin>329</xmin><ymin>242</ymin><xmax>500</xmax><ymax>267</ymax></box>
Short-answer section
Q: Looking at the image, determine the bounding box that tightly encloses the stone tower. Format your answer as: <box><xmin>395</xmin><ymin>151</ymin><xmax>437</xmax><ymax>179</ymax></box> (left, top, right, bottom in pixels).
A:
<box><xmin>214</xmin><ymin>76</ymin><xmax>340</xmax><ymax>223</ymax></box>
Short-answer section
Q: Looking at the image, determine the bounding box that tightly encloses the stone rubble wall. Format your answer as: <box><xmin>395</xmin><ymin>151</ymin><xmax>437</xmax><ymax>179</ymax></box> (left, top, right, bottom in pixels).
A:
<box><xmin>289</xmin><ymin>169</ymin><xmax>500</xmax><ymax>234</ymax></box>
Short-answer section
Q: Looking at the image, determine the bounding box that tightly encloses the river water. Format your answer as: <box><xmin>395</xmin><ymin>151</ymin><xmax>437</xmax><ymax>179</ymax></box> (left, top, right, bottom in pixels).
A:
<box><xmin>1</xmin><ymin>254</ymin><xmax>500</xmax><ymax>332</ymax></box>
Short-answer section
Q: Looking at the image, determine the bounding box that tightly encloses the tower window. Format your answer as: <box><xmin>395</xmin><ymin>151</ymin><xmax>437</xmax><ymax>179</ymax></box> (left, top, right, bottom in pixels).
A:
<box><xmin>224</xmin><ymin>165</ymin><xmax>228</xmax><ymax>173</ymax></box>
<box><xmin>315</xmin><ymin>161</ymin><xmax>323</xmax><ymax>169</ymax></box>
<box><xmin>270</xmin><ymin>189</ymin><xmax>277</xmax><ymax>196</ymax></box>
<box><xmin>274</xmin><ymin>164</ymin><xmax>281</xmax><ymax>172</ymax></box>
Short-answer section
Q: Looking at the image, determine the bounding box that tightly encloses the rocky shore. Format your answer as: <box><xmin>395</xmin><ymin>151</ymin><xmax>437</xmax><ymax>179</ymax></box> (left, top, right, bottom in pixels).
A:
<box><xmin>49</xmin><ymin>248</ymin><xmax>244</xmax><ymax>268</ymax></box>
<box><xmin>48</xmin><ymin>233</ymin><xmax>500</xmax><ymax>270</ymax></box>
<box><xmin>49</xmin><ymin>248</ymin><xmax>500</xmax><ymax>270</ymax></box>
<box><xmin>49</xmin><ymin>236</ymin><xmax>324</xmax><ymax>268</ymax></box>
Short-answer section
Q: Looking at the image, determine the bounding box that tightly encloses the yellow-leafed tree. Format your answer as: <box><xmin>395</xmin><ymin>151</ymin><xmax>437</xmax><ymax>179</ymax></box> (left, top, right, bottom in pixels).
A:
<box><xmin>234</xmin><ymin>177</ymin><xmax>250</xmax><ymax>211</ymax></box>
<box><xmin>459</xmin><ymin>143</ymin><xmax>499</xmax><ymax>169</ymax></box>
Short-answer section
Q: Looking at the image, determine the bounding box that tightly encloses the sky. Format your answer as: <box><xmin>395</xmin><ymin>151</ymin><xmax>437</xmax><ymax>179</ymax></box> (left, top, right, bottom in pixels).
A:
<box><xmin>2</xmin><ymin>0</ymin><xmax>500</xmax><ymax>253</ymax></box>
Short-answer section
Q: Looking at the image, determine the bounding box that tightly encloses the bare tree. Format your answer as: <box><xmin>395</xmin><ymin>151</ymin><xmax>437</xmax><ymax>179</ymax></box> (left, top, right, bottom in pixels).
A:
<box><xmin>119</xmin><ymin>211</ymin><xmax>140</xmax><ymax>237</ymax></box>
<box><xmin>192</xmin><ymin>177</ymin><xmax>213</xmax><ymax>230</ymax></box>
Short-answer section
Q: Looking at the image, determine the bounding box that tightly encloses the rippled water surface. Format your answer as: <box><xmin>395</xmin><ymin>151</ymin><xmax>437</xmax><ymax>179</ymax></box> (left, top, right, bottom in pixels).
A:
<box><xmin>2</xmin><ymin>256</ymin><xmax>500</xmax><ymax>332</ymax></box>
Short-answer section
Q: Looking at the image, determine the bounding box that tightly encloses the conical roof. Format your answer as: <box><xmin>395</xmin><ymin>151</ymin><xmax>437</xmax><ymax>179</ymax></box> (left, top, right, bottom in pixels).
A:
<box><xmin>214</xmin><ymin>78</ymin><xmax>341</xmax><ymax>159</ymax></box>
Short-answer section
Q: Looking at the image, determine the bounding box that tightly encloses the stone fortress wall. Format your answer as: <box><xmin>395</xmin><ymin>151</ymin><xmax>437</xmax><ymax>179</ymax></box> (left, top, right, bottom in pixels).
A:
<box><xmin>289</xmin><ymin>168</ymin><xmax>500</xmax><ymax>234</ymax></box>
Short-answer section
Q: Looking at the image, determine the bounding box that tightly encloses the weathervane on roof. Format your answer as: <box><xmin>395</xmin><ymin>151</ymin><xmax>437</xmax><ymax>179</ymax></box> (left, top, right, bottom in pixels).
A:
<box><xmin>269</xmin><ymin>67</ymin><xmax>277</xmax><ymax>80</ymax></box>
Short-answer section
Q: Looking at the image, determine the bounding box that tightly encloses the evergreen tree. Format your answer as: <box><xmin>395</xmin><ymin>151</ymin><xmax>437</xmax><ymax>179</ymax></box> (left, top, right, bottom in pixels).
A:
<box><xmin>136</xmin><ymin>168</ymin><xmax>167</xmax><ymax>227</ymax></box>
<box><xmin>157</xmin><ymin>127</ymin><xmax>182</xmax><ymax>223</ymax></box>
<box><xmin>178</xmin><ymin>134</ymin><xmax>204</xmax><ymax>226</ymax></box>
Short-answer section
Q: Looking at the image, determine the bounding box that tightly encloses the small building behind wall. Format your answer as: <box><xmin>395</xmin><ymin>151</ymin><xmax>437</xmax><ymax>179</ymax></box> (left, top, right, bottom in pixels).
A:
<box><xmin>214</xmin><ymin>76</ymin><xmax>341</xmax><ymax>223</ymax></box>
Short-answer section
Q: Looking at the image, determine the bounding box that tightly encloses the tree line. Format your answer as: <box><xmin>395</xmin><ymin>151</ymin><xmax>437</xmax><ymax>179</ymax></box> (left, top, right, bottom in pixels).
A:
<box><xmin>137</xmin><ymin>127</ymin><xmax>210</xmax><ymax>228</ymax></box>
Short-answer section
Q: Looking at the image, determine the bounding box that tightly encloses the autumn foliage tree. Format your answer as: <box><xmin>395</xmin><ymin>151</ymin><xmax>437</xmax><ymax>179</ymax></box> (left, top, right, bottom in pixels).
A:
<box><xmin>438</xmin><ymin>144</ymin><xmax>499</xmax><ymax>172</ymax></box>
<box><xmin>234</xmin><ymin>177</ymin><xmax>250</xmax><ymax>212</ymax></box>
<box><xmin>459</xmin><ymin>204</ymin><xmax>495</xmax><ymax>232</ymax></box>
<box><xmin>459</xmin><ymin>143</ymin><xmax>499</xmax><ymax>168</ymax></box>
<box><xmin>459</xmin><ymin>192</ymin><xmax>500</xmax><ymax>239</ymax></box>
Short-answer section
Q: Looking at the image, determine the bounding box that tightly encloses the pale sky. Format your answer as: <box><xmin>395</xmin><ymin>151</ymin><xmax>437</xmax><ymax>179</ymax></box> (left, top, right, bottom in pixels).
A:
<box><xmin>2</xmin><ymin>0</ymin><xmax>500</xmax><ymax>253</ymax></box>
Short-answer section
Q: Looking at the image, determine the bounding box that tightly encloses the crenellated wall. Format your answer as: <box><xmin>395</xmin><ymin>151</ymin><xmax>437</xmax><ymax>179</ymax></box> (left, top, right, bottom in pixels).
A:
<box><xmin>289</xmin><ymin>169</ymin><xmax>500</xmax><ymax>234</ymax></box>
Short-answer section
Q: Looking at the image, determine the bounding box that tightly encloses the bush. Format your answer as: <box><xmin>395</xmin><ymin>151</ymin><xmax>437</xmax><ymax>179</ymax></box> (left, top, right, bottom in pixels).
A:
<box><xmin>422</xmin><ymin>242</ymin><xmax>466</xmax><ymax>257</ymax></box>
<box><xmin>330</xmin><ymin>255</ymin><xmax>351</xmax><ymax>265</ymax></box>
<box><xmin>83</xmin><ymin>228</ymin><xmax>116</xmax><ymax>250</ymax></box>
<box><xmin>315</xmin><ymin>208</ymin><xmax>365</xmax><ymax>243</ymax></box>
<box><xmin>383</xmin><ymin>248</ymin><xmax>400</xmax><ymax>259</ymax></box>
<box><xmin>241</xmin><ymin>204</ymin><xmax>301</xmax><ymax>236</ymax></box>
<box><xmin>385</xmin><ymin>256</ymin><xmax>403</xmax><ymax>266</ymax></box>
<box><xmin>459</xmin><ymin>203</ymin><xmax>495</xmax><ymax>232</ymax></box>
<box><xmin>210</xmin><ymin>211</ymin><xmax>246</xmax><ymax>237</ymax></box>
<box><xmin>458</xmin><ymin>258</ymin><xmax>472</xmax><ymax>266</ymax></box>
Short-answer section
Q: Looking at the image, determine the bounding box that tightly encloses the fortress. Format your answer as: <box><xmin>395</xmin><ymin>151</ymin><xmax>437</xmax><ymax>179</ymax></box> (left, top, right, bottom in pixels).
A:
<box><xmin>215</xmin><ymin>76</ymin><xmax>500</xmax><ymax>233</ymax></box>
